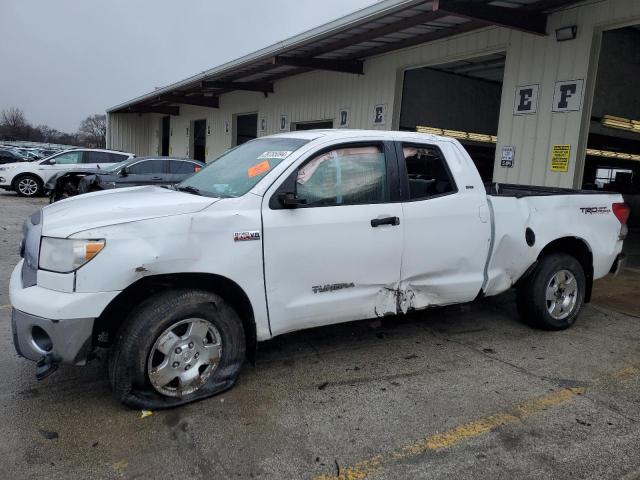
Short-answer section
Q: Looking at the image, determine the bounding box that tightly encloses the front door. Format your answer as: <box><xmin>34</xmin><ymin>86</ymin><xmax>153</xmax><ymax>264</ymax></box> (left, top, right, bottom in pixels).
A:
<box><xmin>262</xmin><ymin>141</ymin><xmax>403</xmax><ymax>336</ymax></box>
<box><xmin>119</xmin><ymin>159</ymin><xmax>167</xmax><ymax>187</ymax></box>
<box><xmin>37</xmin><ymin>150</ymin><xmax>84</xmax><ymax>184</ymax></box>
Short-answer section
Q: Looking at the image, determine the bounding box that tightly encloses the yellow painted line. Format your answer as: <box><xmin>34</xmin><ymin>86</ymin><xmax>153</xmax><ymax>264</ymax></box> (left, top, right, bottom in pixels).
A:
<box><xmin>610</xmin><ymin>365</ymin><xmax>640</xmax><ymax>381</ymax></box>
<box><xmin>315</xmin><ymin>364</ymin><xmax>640</xmax><ymax>480</ymax></box>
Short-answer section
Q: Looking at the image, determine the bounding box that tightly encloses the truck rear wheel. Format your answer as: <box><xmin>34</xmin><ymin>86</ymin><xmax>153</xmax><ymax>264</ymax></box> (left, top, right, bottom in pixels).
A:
<box><xmin>108</xmin><ymin>289</ymin><xmax>245</xmax><ymax>409</ymax></box>
<box><xmin>516</xmin><ymin>253</ymin><xmax>585</xmax><ymax>330</ymax></box>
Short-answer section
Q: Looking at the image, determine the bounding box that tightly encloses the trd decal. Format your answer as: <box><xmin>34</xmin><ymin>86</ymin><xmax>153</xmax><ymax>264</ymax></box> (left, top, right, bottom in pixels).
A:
<box><xmin>312</xmin><ymin>282</ymin><xmax>355</xmax><ymax>294</ymax></box>
<box><xmin>234</xmin><ymin>231</ymin><xmax>261</xmax><ymax>242</ymax></box>
<box><xmin>580</xmin><ymin>207</ymin><xmax>611</xmax><ymax>215</ymax></box>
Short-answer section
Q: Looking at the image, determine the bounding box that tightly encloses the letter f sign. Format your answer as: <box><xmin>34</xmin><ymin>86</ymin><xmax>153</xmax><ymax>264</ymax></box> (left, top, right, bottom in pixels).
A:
<box><xmin>553</xmin><ymin>80</ymin><xmax>583</xmax><ymax>112</ymax></box>
<box><xmin>558</xmin><ymin>84</ymin><xmax>577</xmax><ymax>109</ymax></box>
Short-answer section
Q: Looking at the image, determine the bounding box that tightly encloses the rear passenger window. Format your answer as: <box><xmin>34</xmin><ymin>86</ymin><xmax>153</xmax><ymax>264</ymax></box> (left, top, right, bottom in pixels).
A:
<box><xmin>296</xmin><ymin>145</ymin><xmax>388</xmax><ymax>206</ymax></box>
<box><xmin>110</xmin><ymin>153</ymin><xmax>129</xmax><ymax>163</ymax></box>
<box><xmin>84</xmin><ymin>151</ymin><xmax>114</xmax><ymax>164</ymax></box>
<box><xmin>170</xmin><ymin>160</ymin><xmax>200</xmax><ymax>174</ymax></box>
<box><xmin>401</xmin><ymin>144</ymin><xmax>456</xmax><ymax>200</ymax></box>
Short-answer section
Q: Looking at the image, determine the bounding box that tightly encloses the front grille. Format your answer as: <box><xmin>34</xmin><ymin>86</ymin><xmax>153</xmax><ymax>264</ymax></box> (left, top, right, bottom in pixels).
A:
<box><xmin>21</xmin><ymin>209</ymin><xmax>42</xmax><ymax>288</ymax></box>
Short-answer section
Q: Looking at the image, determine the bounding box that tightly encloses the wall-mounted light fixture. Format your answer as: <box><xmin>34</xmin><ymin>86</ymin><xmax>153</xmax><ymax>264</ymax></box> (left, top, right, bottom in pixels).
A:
<box><xmin>555</xmin><ymin>25</ymin><xmax>577</xmax><ymax>42</ymax></box>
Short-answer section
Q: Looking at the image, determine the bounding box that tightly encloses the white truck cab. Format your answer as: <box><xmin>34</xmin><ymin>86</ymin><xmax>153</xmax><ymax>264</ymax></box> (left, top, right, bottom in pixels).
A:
<box><xmin>10</xmin><ymin>130</ymin><xmax>628</xmax><ymax>409</ymax></box>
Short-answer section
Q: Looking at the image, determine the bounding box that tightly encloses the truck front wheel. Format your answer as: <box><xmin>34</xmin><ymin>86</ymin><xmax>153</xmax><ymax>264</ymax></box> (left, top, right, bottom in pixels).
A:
<box><xmin>108</xmin><ymin>289</ymin><xmax>246</xmax><ymax>409</ymax></box>
<box><xmin>516</xmin><ymin>253</ymin><xmax>586</xmax><ymax>330</ymax></box>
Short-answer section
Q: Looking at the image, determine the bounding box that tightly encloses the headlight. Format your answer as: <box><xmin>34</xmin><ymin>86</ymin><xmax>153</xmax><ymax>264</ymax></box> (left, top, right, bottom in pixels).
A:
<box><xmin>39</xmin><ymin>237</ymin><xmax>105</xmax><ymax>273</ymax></box>
<box><xmin>0</xmin><ymin>165</ymin><xmax>18</xmax><ymax>171</ymax></box>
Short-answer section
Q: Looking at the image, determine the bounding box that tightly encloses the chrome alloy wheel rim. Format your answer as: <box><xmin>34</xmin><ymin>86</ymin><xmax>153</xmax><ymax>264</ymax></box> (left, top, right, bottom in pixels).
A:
<box><xmin>18</xmin><ymin>178</ymin><xmax>38</xmax><ymax>196</ymax></box>
<box><xmin>546</xmin><ymin>269</ymin><xmax>578</xmax><ymax>320</ymax></box>
<box><xmin>147</xmin><ymin>318</ymin><xmax>222</xmax><ymax>398</ymax></box>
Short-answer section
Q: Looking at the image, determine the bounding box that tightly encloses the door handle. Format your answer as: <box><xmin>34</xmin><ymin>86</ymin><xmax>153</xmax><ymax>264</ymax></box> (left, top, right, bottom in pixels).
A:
<box><xmin>371</xmin><ymin>216</ymin><xmax>400</xmax><ymax>228</ymax></box>
<box><xmin>151</xmin><ymin>176</ymin><xmax>163</xmax><ymax>180</ymax></box>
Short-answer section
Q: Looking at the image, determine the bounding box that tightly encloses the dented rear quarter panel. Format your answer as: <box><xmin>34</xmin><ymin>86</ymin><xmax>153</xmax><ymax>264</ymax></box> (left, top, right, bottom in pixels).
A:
<box><xmin>484</xmin><ymin>192</ymin><xmax>624</xmax><ymax>296</ymax></box>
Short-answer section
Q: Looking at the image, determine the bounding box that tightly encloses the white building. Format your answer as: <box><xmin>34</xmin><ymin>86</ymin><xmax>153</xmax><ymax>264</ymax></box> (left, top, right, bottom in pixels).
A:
<box><xmin>107</xmin><ymin>0</ymin><xmax>640</xmax><ymax>219</ymax></box>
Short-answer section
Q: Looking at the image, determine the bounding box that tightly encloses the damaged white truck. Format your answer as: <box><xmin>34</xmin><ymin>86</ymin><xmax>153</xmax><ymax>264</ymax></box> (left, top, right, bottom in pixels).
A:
<box><xmin>10</xmin><ymin>130</ymin><xmax>629</xmax><ymax>408</ymax></box>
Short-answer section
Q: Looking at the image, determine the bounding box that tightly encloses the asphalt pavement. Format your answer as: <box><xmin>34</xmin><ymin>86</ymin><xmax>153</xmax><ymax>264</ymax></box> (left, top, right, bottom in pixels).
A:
<box><xmin>1</xmin><ymin>190</ymin><xmax>639</xmax><ymax>480</ymax></box>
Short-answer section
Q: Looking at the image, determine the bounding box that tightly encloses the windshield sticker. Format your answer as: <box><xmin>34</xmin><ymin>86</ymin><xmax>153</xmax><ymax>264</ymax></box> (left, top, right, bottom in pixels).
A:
<box><xmin>257</xmin><ymin>151</ymin><xmax>292</xmax><ymax>160</ymax></box>
<box><xmin>247</xmin><ymin>160</ymin><xmax>271</xmax><ymax>178</ymax></box>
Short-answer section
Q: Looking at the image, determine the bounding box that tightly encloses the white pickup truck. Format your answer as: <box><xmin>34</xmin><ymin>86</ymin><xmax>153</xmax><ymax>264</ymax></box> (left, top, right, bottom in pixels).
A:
<box><xmin>10</xmin><ymin>130</ymin><xmax>629</xmax><ymax>409</ymax></box>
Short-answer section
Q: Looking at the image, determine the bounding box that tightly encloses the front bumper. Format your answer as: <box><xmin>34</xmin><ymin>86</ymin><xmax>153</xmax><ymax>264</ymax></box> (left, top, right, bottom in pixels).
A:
<box><xmin>11</xmin><ymin>308</ymin><xmax>94</xmax><ymax>365</ymax></box>
<box><xmin>9</xmin><ymin>261</ymin><xmax>121</xmax><ymax>365</ymax></box>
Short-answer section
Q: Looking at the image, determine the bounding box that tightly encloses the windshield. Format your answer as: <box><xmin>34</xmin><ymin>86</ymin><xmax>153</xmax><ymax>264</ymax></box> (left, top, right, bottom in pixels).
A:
<box><xmin>177</xmin><ymin>137</ymin><xmax>309</xmax><ymax>197</ymax></box>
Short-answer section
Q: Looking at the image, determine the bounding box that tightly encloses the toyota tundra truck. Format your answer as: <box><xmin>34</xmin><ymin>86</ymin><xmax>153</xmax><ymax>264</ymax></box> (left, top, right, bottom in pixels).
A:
<box><xmin>10</xmin><ymin>130</ymin><xmax>629</xmax><ymax>409</ymax></box>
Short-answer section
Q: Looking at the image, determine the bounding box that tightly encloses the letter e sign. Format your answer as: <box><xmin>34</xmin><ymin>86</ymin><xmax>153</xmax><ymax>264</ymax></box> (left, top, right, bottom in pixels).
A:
<box><xmin>513</xmin><ymin>85</ymin><xmax>539</xmax><ymax>115</ymax></box>
<box><xmin>552</xmin><ymin>80</ymin><xmax>584</xmax><ymax>112</ymax></box>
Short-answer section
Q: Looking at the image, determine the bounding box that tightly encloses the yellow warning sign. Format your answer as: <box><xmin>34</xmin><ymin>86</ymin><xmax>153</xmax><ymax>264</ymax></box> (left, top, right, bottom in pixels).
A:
<box><xmin>550</xmin><ymin>144</ymin><xmax>571</xmax><ymax>172</ymax></box>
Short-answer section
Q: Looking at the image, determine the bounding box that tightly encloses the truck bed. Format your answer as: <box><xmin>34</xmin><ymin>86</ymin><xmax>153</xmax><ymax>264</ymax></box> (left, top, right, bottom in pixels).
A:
<box><xmin>486</xmin><ymin>183</ymin><xmax>606</xmax><ymax>198</ymax></box>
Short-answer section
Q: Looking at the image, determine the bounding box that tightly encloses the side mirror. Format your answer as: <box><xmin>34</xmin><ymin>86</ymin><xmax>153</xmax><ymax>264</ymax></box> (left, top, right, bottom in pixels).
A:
<box><xmin>119</xmin><ymin>167</ymin><xmax>128</xmax><ymax>177</ymax></box>
<box><xmin>278</xmin><ymin>192</ymin><xmax>307</xmax><ymax>208</ymax></box>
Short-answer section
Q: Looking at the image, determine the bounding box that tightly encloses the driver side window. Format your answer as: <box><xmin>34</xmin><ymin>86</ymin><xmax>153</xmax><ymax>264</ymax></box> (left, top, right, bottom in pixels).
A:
<box><xmin>295</xmin><ymin>145</ymin><xmax>388</xmax><ymax>207</ymax></box>
<box><xmin>54</xmin><ymin>151</ymin><xmax>82</xmax><ymax>165</ymax></box>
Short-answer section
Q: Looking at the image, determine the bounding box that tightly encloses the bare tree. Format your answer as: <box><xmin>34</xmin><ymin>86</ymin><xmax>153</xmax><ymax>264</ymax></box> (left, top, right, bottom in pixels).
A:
<box><xmin>78</xmin><ymin>114</ymin><xmax>107</xmax><ymax>148</ymax></box>
<box><xmin>0</xmin><ymin>107</ymin><xmax>28</xmax><ymax>140</ymax></box>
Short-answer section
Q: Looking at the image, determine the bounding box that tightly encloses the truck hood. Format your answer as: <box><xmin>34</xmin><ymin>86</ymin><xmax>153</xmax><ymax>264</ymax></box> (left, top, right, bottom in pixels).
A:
<box><xmin>42</xmin><ymin>186</ymin><xmax>219</xmax><ymax>237</ymax></box>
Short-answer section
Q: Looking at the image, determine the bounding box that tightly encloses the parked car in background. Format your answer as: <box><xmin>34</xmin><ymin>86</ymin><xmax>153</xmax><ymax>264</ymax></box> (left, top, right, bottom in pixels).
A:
<box><xmin>0</xmin><ymin>148</ymin><xmax>28</xmax><ymax>165</ymax></box>
<box><xmin>0</xmin><ymin>148</ymin><xmax>134</xmax><ymax>197</ymax></box>
<box><xmin>46</xmin><ymin>156</ymin><xmax>204</xmax><ymax>201</ymax></box>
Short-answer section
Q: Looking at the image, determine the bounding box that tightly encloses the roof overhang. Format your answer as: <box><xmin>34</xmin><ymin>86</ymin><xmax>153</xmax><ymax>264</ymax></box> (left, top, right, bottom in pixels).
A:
<box><xmin>109</xmin><ymin>0</ymin><xmax>583</xmax><ymax>115</ymax></box>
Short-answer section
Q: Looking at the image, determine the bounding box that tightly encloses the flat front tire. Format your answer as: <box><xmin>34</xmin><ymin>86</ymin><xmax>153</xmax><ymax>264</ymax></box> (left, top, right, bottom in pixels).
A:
<box><xmin>109</xmin><ymin>289</ymin><xmax>246</xmax><ymax>409</ymax></box>
<box><xmin>516</xmin><ymin>253</ymin><xmax>586</xmax><ymax>330</ymax></box>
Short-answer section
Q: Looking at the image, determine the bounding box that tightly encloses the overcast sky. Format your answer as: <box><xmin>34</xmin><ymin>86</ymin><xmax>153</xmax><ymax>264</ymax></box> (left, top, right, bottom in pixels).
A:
<box><xmin>0</xmin><ymin>0</ymin><xmax>375</xmax><ymax>132</ymax></box>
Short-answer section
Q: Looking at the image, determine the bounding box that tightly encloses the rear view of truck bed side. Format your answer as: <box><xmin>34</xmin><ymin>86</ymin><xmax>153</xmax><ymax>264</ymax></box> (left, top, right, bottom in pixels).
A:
<box><xmin>482</xmin><ymin>183</ymin><xmax>628</xmax><ymax>301</ymax></box>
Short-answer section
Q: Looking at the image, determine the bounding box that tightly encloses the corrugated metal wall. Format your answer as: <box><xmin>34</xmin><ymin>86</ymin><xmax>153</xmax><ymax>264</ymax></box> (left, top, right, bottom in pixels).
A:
<box><xmin>107</xmin><ymin>113</ymin><xmax>160</xmax><ymax>156</ymax></box>
<box><xmin>495</xmin><ymin>0</ymin><xmax>640</xmax><ymax>188</ymax></box>
<box><xmin>108</xmin><ymin>0</ymin><xmax>640</xmax><ymax>187</ymax></box>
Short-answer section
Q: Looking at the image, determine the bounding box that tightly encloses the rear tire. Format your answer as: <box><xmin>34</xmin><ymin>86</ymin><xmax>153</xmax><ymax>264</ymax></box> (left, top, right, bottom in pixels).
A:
<box><xmin>14</xmin><ymin>174</ymin><xmax>43</xmax><ymax>197</ymax></box>
<box><xmin>108</xmin><ymin>289</ymin><xmax>246</xmax><ymax>409</ymax></box>
<box><xmin>516</xmin><ymin>253</ymin><xmax>585</xmax><ymax>330</ymax></box>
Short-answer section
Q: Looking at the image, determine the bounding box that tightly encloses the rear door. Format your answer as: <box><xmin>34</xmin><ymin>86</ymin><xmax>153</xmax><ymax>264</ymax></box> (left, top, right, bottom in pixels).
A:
<box><xmin>262</xmin><ymin>140</ymin><xmax>404</xmax><ymax>336</ymax></box>
<box><xmin>396</xmin><ymin>141</ymin><xmax>491</xmax><ymax>308</ymax></box>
